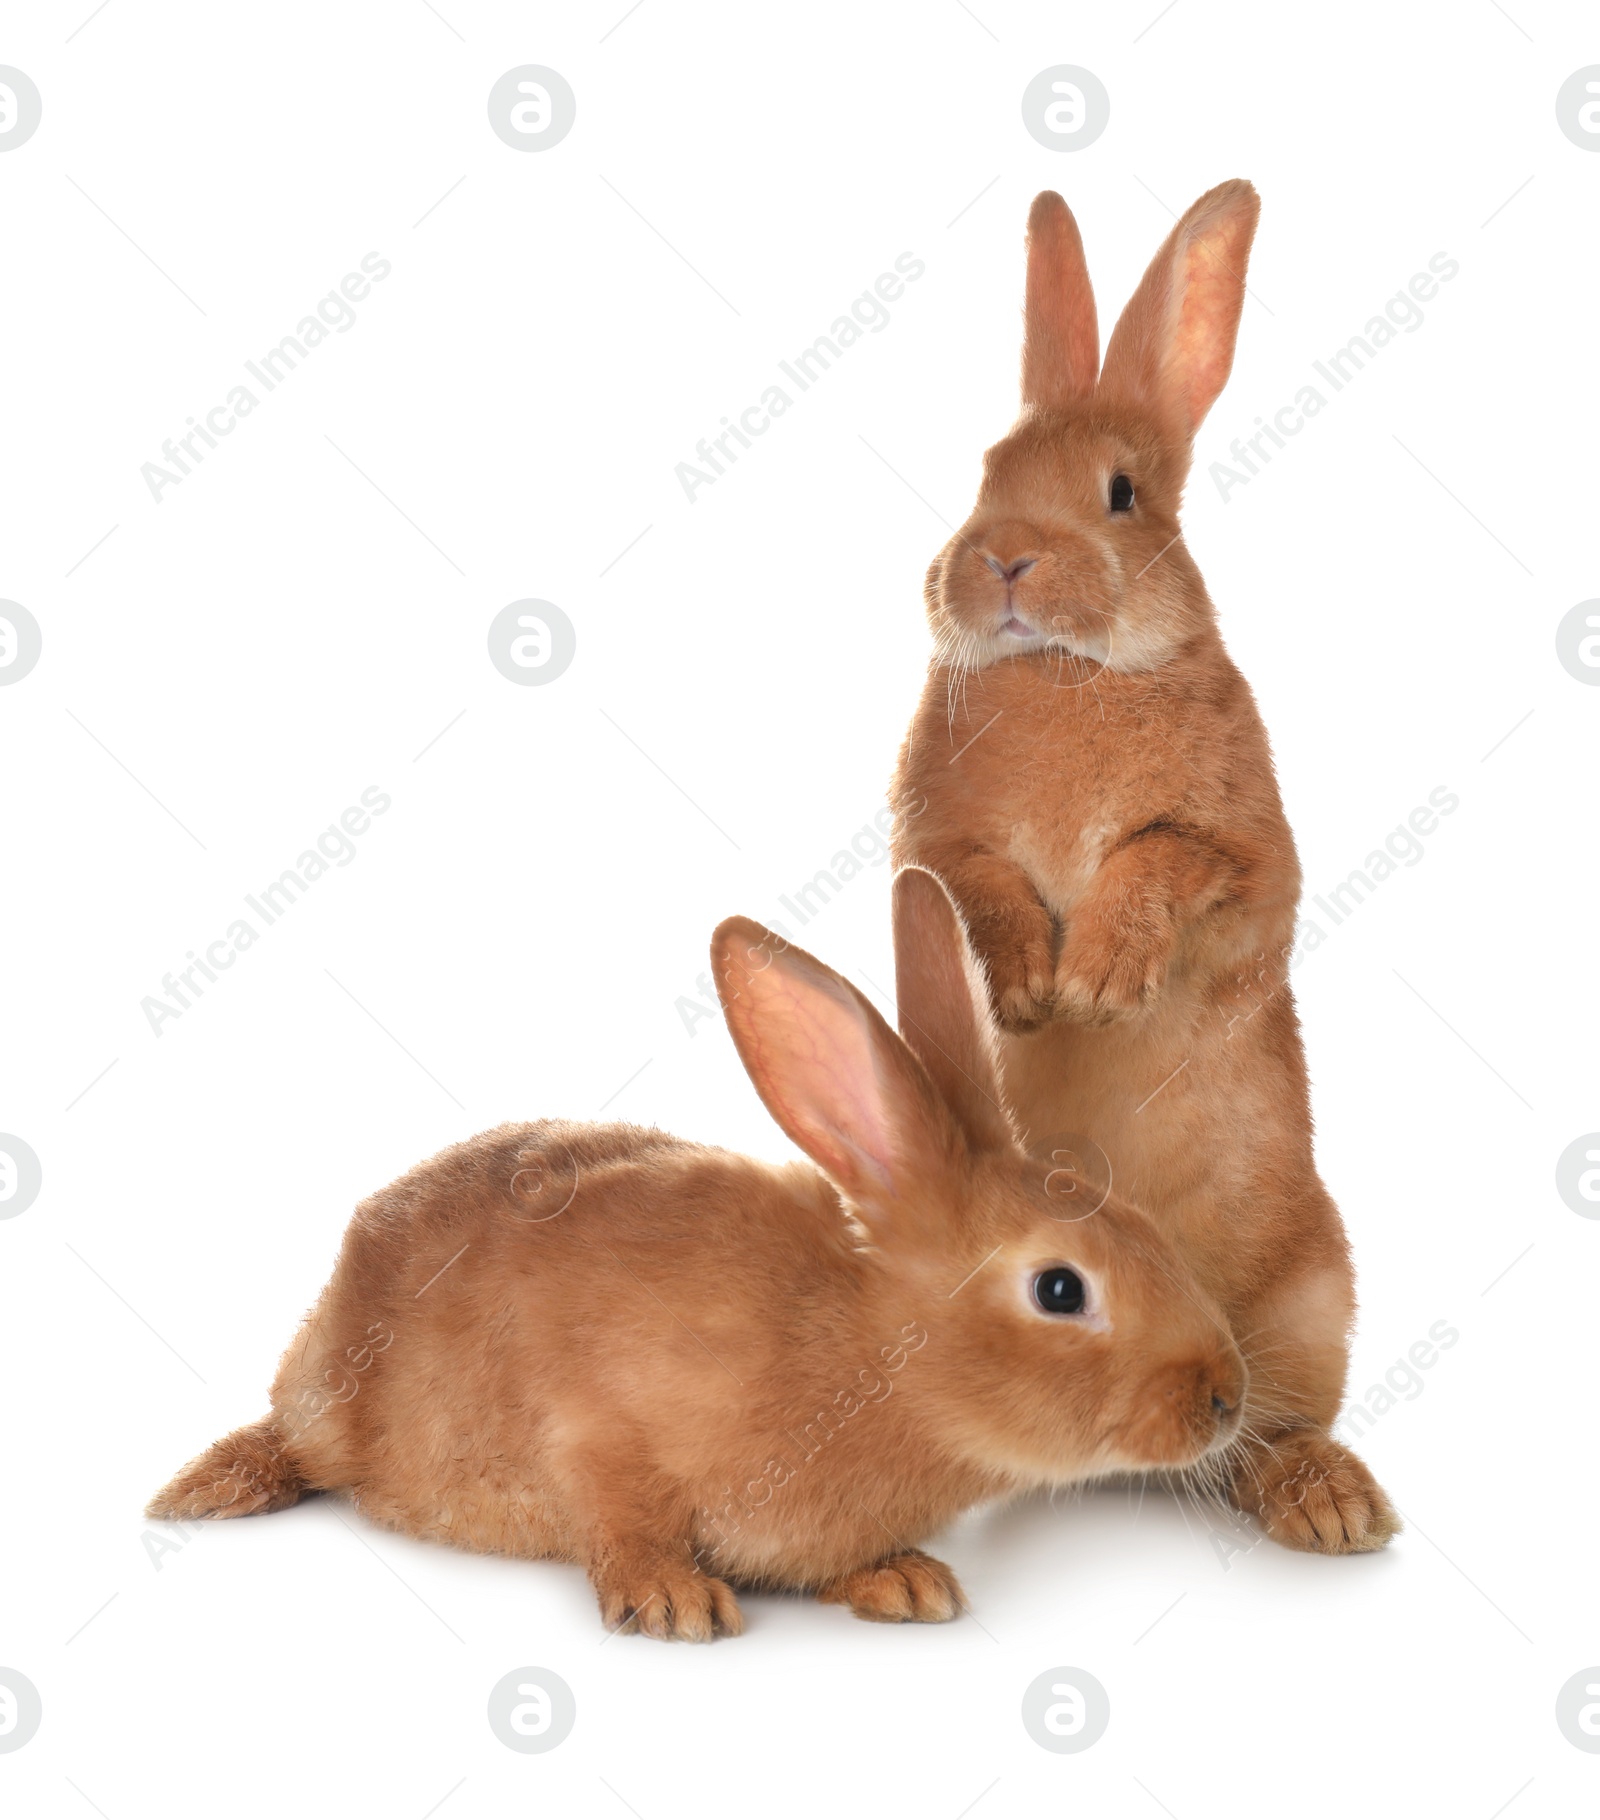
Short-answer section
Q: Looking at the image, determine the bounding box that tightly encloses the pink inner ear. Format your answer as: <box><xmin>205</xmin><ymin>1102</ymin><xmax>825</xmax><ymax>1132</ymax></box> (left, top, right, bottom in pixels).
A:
<box><xmin>1098</xmin><ymin>181</ymin><xmax>1258</xmax><ymax>438</ymax></box>
<box><xmin>738</xmin><ymin>958</ymin><xmax>900</xmax><ymax>1198</ymax></box>
<box><xmin>1169</xmin><ymin>214</ymin><xmax>1255</xmax><ymax>431</ymax></box>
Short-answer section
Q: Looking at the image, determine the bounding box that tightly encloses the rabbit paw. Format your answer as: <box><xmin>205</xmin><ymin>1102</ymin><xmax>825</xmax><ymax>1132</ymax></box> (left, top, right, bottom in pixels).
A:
<box><xmin>817</xmin><ymin>1550</ymin><xmax>967</xmax><ymax>1623</ymax></box>
<box><xmin>984</xmin><ymin>939</ymin><xmax>1058</xmax><ymax>1033</ymax></box>
<box><xmin>592</xmin><ymin>1552</ymin><xmax>744</xmax><ymax>1641</ymax></box>
<box><xmin>1231</xmin><ymin>1430</ymin><xmax>1400</xmax><ymax>1555</ymax></box>
<box><xmin>1053</xmin><ymin>920</ymin><xmax>1167</xmax><ymax>1025</ymax></box>
<box><xmin>946</xmin><ymin>876</ymin><xmax>1057</xmax><ymax>1032</ymax></box>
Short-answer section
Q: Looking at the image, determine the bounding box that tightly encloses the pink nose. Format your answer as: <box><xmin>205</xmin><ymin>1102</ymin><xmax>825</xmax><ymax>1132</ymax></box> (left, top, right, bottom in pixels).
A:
<box><xmin>984</xmin><ymin>554</ymin><xmax>1038</xmax><ymax>584</ymax></box>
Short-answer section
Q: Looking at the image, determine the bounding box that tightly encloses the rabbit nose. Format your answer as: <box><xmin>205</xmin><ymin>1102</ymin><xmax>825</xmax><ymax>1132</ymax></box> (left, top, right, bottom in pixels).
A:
<box><xmin>1209</xmin><ymin>1388</ymin><xmax>1243</xmax><ymax>1441</ymax></box>
<box><xmin>1209</xmin><ymin>1356</ymin><xmax>1247</xmax><ymax>1428</ymax></box>
<box><xmin>984</xmin><ymin>553</ymin><xmax>1038</xmax><ymax>584</ymax></box>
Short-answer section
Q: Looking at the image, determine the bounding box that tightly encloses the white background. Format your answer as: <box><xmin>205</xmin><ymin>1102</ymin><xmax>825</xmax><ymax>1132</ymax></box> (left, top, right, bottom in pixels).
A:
<box><xmin>3</xmin><ymin>1</ymin><xmax>1596</xmax><ymax>1815</ymax></box>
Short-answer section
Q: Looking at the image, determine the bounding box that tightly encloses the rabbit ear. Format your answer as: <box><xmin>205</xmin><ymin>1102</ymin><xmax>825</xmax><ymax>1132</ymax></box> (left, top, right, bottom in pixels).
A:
<box><xmin>891</xmin><ymin>868</ymin><xmax>1015</xmax><ymax>1155</ymax></box>
<box><xmin>1021</xmin><ymin>190</ymin><xmax>1099</xmax><ymax>410</ymax></box>
<box><xmin>1098</xmin><ymin>179</ymin><xmax>1259</xmax><ymax>438</ymax></box>
<box><xmin>711</xmin><ymin>917</ymin><xmax>959</xmax><ymax>1212</ymax></box>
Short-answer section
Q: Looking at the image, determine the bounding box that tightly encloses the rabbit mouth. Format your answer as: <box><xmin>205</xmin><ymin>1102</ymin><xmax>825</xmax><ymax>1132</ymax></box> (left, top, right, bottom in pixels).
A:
<box><xmin>996</xmin><ymin>609</ymin><xmax>1084</xmax><ymax>653</ymax></box>
<box><xmin>1003</xmin><ymin>619</ymin><xmax>1111</xmax><ymax>669</ymax></box>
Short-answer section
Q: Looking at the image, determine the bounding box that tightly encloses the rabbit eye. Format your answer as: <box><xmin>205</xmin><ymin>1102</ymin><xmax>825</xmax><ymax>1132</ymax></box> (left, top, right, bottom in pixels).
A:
<box><xmin>1109</xmin><ymin>474</ymin><xmax>1135</xmax><ymax>512</ymax></box>
<box><xmin>1034</xmin><ymin>1268</ymin><xmax>1087</xmax><ymax>1315</ymax></box>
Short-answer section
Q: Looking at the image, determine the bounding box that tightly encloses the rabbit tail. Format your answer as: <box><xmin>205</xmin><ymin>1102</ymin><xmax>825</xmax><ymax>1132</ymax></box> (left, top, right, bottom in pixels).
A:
<box><xmin>145</xmin><ymin>1417</ymin><xmax>306</xmax><ymax>1520</ymax></box>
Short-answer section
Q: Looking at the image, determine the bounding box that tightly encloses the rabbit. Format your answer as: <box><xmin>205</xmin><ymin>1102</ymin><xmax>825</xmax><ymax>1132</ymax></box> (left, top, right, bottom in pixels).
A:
<box><xmin>148</xmin><ymin>867</ymin><xmax>1246</xmax><ymax>1640</ymax></box>
<box><xmin>889</xmin><ymin>184</ymin><xmax>1399</xmax><ymax>1555</ymax></box>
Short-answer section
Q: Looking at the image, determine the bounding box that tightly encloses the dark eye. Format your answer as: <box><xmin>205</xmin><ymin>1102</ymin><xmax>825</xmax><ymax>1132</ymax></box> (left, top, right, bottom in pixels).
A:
<box><xmin>1034</xmin><ymin>1268</ymin><xmax>1087</xmax><ymax>1315</ymax></box>
<box><xmin>1109</xmin><ymin>473</ymin><xmax>1134</xmax><ymax>512</ymax></box>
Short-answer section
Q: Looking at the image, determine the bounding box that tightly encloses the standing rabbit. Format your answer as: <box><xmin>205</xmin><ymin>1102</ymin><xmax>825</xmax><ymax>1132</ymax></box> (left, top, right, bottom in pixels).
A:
<box><xmin>149</xmin><ymin>869</ymin><xmax>1246</xmax><ymax>1638</ymax></box>
<box><xmin>891</xmin><ymin>184</ymin><xmax>1397</xmax><ymax>1553</ymax></box>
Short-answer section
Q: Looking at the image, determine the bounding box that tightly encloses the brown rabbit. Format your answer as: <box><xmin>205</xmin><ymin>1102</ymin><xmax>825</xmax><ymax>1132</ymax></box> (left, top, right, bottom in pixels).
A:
<box><xmin>890</xmin><ymin>185</ymin><xmax>1398</xmax><ymax>1554</ymax></box>
<box><xmin>149</xmin><ymin>869</ymin><xmax>1246</xmax><ymax>1639</ymax></box>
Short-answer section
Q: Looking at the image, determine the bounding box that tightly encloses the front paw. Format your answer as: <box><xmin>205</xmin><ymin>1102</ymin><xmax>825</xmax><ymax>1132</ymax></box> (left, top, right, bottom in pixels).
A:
<box><xmin>1230</xmin><ymin>1429</ymin><xmax>1400</xmax><ymax>1555</ymax></box>
<box><xmin>1054</xmin><ymin>922</ymin><xmax>1168</xmax><ymax>1025</ymax></box>
<box><xmin>592</xmin><ymin>1551</ymin><xmax>744</xmax><ymax>1641</ymax></box>
<box><xmin>981</xmin><ymin>935</ymin><xmax>1058</xmax><ymax>1034</ymax></box>
<box><xmin>817</xmin><ymin>1550</ymin><xmax>967</xmax><ymax>1624</ymax></box>
<box><xmin>961</xmin><ymin>917</ymin><xmax>1063</xmax><ymax>1033</ymax></box>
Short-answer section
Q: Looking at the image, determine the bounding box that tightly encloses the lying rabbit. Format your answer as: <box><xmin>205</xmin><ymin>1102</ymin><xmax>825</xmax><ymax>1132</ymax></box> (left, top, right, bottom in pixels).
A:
<box><xmin>149</xmin><ymin>868</ymin><xmax>1244</xmax><ymax>1638</ymax></box>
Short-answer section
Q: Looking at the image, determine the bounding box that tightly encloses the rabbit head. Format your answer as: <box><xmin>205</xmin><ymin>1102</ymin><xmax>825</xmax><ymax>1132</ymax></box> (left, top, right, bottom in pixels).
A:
<box><xmin>927</xmin><ymin>181</ymin><xmax>1259</xmax><ymax>678</ymax></box>
<box><xmin>713</xmin><ymin>866</ymin><xmax>1246</xmax><ymax>1484</ymax></box>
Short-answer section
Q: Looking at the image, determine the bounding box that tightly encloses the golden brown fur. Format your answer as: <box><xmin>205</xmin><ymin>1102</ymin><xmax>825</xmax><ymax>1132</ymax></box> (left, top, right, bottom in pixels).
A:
<box><xmin>150</xmin><ymin>871</ymin><xmax>1247</xmax><ymax>1638</ymax></box>
<box><xmin>890</xmin><ymin>186</ymin><xmax>1397</xmax><ymax>1554</ymax></box>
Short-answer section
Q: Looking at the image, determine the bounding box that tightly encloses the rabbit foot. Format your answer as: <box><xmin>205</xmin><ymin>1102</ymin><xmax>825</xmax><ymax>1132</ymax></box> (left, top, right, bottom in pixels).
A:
<box><xmin>592</xmin><ymin>1549</ymin><xmax>744</xmax><ymax>1641</ymax></box>
<box><xmin>1231</xmin><ymin>1429</ymin><xmax>1400</xmax><ymax>1555</ymax></box>
<box><xmin>932</xmin><ymin>861</ymin><xmax>1058</xmax><ymax>1033</ymax></box>
<box><xmin>1053</xmin><ymin>924</ymin><xmax>1166</xmax><ymax>1026</ymax></box>
<box><xmin>817</xmin><ymin>1550</ymin><xmax>967</xmax><ymax>1623</ymax></box>
<box><xmin>986</xmin><ymin>946</ymin><xmax>1058</xmax><ymax>1034</ymax></box>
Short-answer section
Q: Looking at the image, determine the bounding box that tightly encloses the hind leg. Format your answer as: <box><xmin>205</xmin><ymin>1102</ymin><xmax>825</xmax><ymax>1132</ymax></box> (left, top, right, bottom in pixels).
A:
<box><xmin>1225</xmin><ymin>1265</ymin><xmax>1399</xmax><ymax>1555</ymax></box>
<box><xmin>1228</xmin><ymin>1427</ymin><xmax>1398</xmax><ymax>1554</ymax></box>
<box><xmin>146</xmin><ymin>1418</ymin><xmax>305</xmax><ymax>1520</ymax></box>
